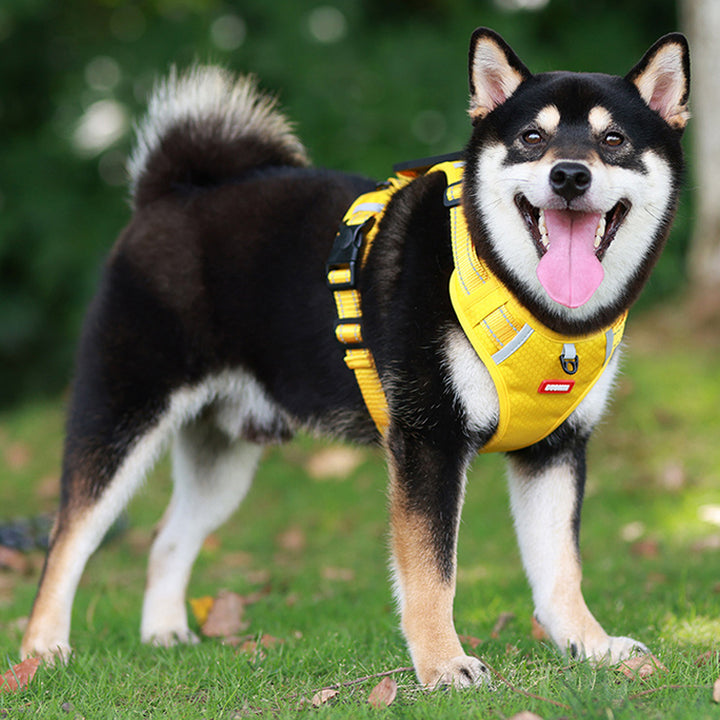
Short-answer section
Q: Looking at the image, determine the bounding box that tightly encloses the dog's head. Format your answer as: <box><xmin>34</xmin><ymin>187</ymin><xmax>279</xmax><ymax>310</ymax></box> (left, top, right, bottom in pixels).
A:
<box><xmin>462</xmin><ymin>28</ymin><xmax>689</xmax><ymax>333</ymax></box>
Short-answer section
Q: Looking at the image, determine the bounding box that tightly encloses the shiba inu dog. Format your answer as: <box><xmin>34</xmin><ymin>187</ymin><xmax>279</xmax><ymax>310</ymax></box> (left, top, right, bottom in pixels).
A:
<box><xmin>22</xmin><ymin>28</ymin><xmax>689</xmax><ymax>688</ymax></box>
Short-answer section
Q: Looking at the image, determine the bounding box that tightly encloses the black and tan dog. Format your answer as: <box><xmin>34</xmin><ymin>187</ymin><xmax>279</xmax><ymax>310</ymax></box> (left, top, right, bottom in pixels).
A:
<box><xmin>22</xmin><ymin>29</ymin><xmax>689</xmax><ymax>688</ymax></box>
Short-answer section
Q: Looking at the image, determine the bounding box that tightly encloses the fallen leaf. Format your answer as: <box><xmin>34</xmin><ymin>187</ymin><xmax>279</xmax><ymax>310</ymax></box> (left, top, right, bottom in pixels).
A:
<box><xmin>311</xmin><ymin>687</ymin><xmax>339</xmax><ymax>707</ymax></box>
<box><xmin>306</xmin><ymin>447</ymin><xmax>364</xmax><ymax>480</ymax></box>
<box><xmin>696</xmin><ymin>650</ymin><xmax>720</xmax><ymax>666</ymax></box>
<box><xmin>0</xmin><ymin>546</ymin><xmax>29</xmax><ymax>574</ymax></box>
<box><xmin>617</xmin><ymin>654</ymin><xmax>667</xmax><ymax>679</ymax></box>
<box><xmin>0</xmin><ymin>657</ymin><xmax>40</xmax><ymax>693</ymax></box>
<box><xmin>630</xmin><ymin>538</ymin><xmax>660</xmax><ymax>558</ymax></box>
<box><xmin>276</xmin><ymin>526</ymin><xmax>306</xmax><ymax>552</ymax></box>
<box><xmin>531</xmin><ymin>615</ymin><xmax>549</xmax><ymax>641</ymax></box>
<box><xmin>491</xmin><ymin>611</ymin><xmax>515</xmax><ymax>639</ymax></box>
<box><xmin>36</xmin><ymin>475</ymin><xmax>60</xmax><ymax>501</ymax></box>
<box><xmin>713</xmin><ymin>676</ymin><xmax>720</xmax><ymax>703</ymax></box>
<box><xmin>202</xmin><ymin>534</ymin><xmax>222</xmax><ymax>552</ymax></box>
<box><xmin>4</xmin><ymin>442</ymin><xmax>31</xmax><ymax>471</ymax></box>
<box><xmin>368</xmin><ymin>676</ymin><xmax>397</xmax><ymax>708</ymax></box>
<box><xmin>459</xmin><ymin>634</ymin><xmax>483</xmax><ymax>650</ymax></box>
<box><xmin>201</xmin><ymin>590</ymin><xmax>247</xmax><ymax>639</ymax></box>
<box><xmin>189</xmin><ymin>595</ymin><xmax>215</xmax><ymax>626</ymax></box>
<box><xmin>322</xmin><ymin>566</ymin><xmax>355</xmax><ymax>582</ymax></box>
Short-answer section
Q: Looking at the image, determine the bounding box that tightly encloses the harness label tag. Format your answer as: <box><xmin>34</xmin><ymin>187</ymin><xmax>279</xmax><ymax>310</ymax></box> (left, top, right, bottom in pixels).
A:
<box><xmin>538</xmin><ymin>379</ymin><xmax>575</xmax><ymax>394</ymax></box>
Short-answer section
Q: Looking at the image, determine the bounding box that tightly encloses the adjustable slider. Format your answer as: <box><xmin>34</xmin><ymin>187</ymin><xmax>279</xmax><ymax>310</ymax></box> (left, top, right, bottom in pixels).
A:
<box><xmin>326</xmin><ymin>220</ymin><xmax>368</xmax><ymax>290</ymax></box>
<box><xmin>444</xmin><ymin>181</ymin><xmax>462</xmax><ymax>208</ymax></box>
<box><xmin>334</xmin><ymin>318</ymin><xmax>364</xmax><ymax>348</ymax></box>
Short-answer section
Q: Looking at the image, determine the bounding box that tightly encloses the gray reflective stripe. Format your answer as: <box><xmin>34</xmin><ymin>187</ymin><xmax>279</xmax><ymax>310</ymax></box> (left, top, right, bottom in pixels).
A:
<box><xmin>352</xmin><ymin>202</ymin><xmax>385</xmax><ymax>214</ymax></box>
<box><xmin>492</xmin><ymin>324</ymin><xmax>534</xmax><ymax>364</ymax></box>
<box><xmin>605</xmin><ymin>328</ymin><xmax>614</xmax><ymax>364</ymax></box>
<box><xmin>562</xmin><ymin>343</ymin><xmax>577</xmax><ymax>360</ymax></box>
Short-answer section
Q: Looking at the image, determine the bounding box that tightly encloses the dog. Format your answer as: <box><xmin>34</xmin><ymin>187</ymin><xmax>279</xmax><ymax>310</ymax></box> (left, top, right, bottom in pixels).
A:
<box><xmin>22</xmin><ymin>28</ymin><xmax>689</xmax><ymax>688</ymax></box>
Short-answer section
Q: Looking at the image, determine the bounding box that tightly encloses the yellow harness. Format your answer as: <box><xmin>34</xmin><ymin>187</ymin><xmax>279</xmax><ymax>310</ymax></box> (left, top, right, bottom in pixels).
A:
<box><xmin>326</xmin><ymin>157</ymin><xmax>627</xmax><ymax>452</ymax></box>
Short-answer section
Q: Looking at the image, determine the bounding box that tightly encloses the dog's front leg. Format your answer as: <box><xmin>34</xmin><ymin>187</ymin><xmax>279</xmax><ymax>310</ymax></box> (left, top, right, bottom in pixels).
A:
<box><xmin>507</xmin><ymin>443</ymin><xmax>648</xmax><ymax>664</ymax></box>
<box><xmin>387</xmin><ymin>427</ymin><xmax>487</xmax><ymax>688</ymax></box>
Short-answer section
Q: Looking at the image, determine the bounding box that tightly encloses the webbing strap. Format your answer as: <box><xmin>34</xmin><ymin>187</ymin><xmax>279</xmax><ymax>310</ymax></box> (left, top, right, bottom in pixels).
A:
<box><xmin>327</xmin><ymin>176</ymin><xmax>412</xmax><ymax>435</ymax></box>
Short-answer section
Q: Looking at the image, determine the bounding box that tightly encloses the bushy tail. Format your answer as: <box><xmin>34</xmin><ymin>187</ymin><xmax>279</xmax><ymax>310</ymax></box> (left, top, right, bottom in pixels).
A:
<box><xmin>127</xmin><ymin>66</ymin><xmax>309</xmax><ymax>208</ymax></box>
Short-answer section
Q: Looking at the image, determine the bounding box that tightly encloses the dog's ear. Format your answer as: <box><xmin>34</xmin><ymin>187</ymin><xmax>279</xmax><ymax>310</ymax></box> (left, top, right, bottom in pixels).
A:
<box><xmin>468</xmin><ymin>28</ymin><xmax>532</xmax><ymax>122</ymax></box>
<box><xmin>626</xmin><ymin>33</ymin><xmax>690</xmax><ymax>131</ymax></box>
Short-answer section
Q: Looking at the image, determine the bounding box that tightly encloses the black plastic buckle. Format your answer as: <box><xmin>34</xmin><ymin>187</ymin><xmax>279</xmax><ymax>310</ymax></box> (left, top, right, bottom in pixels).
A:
<box><xmin>444</xmin><ymin>181</ymin><xmax>462</xmax><ymax>208</ymax></box>
<box><xmin>326</xmin><ymin>221</ymin><xmax>367</xmax><ymax>290</ymax></box>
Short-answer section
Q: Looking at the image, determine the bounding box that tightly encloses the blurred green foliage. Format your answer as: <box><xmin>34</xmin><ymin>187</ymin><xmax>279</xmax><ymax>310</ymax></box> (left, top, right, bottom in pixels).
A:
<box><xmin>0</xmin><ymin>0</ymin><xmax>686</xmax><ymax>405</ymax></box>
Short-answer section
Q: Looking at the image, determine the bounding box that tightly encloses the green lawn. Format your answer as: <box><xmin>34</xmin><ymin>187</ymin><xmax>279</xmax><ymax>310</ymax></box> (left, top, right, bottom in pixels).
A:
<box><xmin>0</xmin><ymin>303</ymin><xmax>719</xmax><ymax>718</ymax></box>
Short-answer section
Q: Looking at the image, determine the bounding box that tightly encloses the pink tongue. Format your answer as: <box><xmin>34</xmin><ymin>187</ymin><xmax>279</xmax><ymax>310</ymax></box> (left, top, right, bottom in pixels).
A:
<box><xmin>536</xmin><ymin>209</ymin><xmax>604</xmax><ymax>308</ymax></box>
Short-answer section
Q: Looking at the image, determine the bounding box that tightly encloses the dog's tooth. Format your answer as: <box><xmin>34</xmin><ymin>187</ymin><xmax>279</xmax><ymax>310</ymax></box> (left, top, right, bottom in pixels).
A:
<box><xmin>593</xmin><ymin>215</ymin><xmax>606</xmax><ymax>250</ymax></box>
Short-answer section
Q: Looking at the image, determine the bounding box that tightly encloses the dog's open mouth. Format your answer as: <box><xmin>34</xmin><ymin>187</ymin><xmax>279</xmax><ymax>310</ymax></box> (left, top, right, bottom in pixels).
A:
<box><xmin>514</xmin><ymin>195</ymin><xmax>630</xmax><ymax>308</ymax></box>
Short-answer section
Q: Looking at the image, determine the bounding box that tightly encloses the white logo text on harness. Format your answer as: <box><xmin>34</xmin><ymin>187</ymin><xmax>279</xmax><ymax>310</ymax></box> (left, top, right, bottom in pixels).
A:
<box><xmin>538</xmin><ymin>379</ymin><xmax>575</xmax><ymax>394</ymax></box>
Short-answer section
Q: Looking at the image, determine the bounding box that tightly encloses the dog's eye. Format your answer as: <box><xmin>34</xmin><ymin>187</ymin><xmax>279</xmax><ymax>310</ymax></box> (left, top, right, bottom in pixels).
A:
<box><xmin>521</xmin><ymin>130</ymin><xmax>544</xmax><ymax>146</ymax></box>
<box><xmin>603</xmin><ymin>132</ymin><xmax>624</xmax><ymax>147</ymax></box>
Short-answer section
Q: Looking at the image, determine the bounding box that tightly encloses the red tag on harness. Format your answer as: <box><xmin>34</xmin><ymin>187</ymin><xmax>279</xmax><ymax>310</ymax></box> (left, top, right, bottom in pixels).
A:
<box><xmin>538</xmin><ymin>379</ymin><xmax>575</xmax><ymax>394</ymax></box>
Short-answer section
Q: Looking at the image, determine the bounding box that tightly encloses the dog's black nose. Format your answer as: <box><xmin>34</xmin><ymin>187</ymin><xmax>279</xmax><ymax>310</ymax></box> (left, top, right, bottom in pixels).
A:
<box><xmin>549</xmin><ymin>162</ymin><xmax>592</xmax><ymax>202</ymax></box>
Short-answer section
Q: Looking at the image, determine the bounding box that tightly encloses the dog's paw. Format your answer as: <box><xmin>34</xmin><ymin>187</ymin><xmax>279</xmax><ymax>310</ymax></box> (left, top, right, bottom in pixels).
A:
<box><xmin>424</xmin><ymin>655</ymin><xmax>489</xmax><ymax>689</ymax></box>
<box><xmin>20</xmin><ymin>639</ymin><xmax>73</xmax><ymax>666</ymax></box>
<box><xmin>143</xmin><ymin>629</ymin><xmax>200</xmax><ymax>648</ymax></box>
<box><xmin>582</xmin><ymin>635</ymin><xmax>650</xmax><ymax>665</ymax></box>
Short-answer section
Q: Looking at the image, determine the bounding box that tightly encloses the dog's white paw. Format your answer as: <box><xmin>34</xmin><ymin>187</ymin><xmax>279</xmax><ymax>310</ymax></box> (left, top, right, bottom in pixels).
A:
<box><xmin>143</xmin><ymin>629</ymin><xmax>200</xmax><ymax>648</ymax></box>
<box><xmin>426</xmin><ymin>655</ymin><xmax>489</xmax><ymax>689</ymax></box>
<box><xmin>21</xmin><ymin>639</ymin><xmax>73</xmax><ymax>666</ymax></box>
<box><xmin>580</xmin><ymin>635</ymin><xmax>650</xmax><ymax>665</ymax></box>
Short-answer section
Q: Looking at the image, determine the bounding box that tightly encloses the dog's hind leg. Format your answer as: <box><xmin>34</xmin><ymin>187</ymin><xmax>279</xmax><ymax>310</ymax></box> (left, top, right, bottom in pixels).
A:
<box><xmin>507</xmin><ymin>442</ymin><xmax>649</xmax><ymax>664</ymax></box>
<box><xmin>141</xmin><ymin>413</ymin><xmax>262</xmax><ymax>646</ymax></box>
<box><xmin>20</xmin><ymin>394</ymin><xmax>189</xmax><ymax>662</ymax></box>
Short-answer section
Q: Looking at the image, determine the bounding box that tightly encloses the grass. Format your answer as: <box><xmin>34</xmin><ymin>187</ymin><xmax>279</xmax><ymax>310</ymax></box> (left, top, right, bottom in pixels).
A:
<box><xmin>0</xmin><ymin>302</ymin><xmax>720</xmax><ymax>718</ymax></box>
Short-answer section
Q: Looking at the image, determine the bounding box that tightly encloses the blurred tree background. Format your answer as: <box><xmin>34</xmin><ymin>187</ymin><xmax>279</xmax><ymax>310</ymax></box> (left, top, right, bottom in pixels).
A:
<box><xmin>0</xmin><ymin>0</ymin><xmax>689</xmax><ymax>406</ymax></box>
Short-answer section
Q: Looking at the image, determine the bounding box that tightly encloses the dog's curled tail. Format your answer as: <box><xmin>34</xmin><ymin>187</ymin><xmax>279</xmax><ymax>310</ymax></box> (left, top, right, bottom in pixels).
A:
<box><xmin>127</xmin><ymin>66</ymin><xmax>309</xmax><ymax>208</ymax></box>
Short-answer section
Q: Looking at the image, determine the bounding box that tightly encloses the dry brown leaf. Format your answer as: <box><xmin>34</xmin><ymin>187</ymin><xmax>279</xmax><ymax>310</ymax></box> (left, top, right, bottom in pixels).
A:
<box><xmin>531</xmin><ymin>616</ymin><xmax>549</xmax><ymax>641</ymax></box>
<box><xmin>0</xmin><ymin>657</ymin><xmax>40</xmax><ymax>693</ymax></box>
<box><xmin>311</xmin><ymin>687</ymin><xmax>339</xmax><ymax>707</ymax></box>
<box><xmin>459</xmin><ymin>634</ymin><xmax>483</xmax><ymax>650</ymax></box>
<box><xmin>696</xmin><ymin>650</ymin><xmax>720</xmax><ymax>666</ymax></box>
<box><xmin>491</xmin><ymin>611</ymin><xmax>515</xmax><ymax>639</ymax></box>
<box><xmin>36</xmin><ymin>475</ymin><xmax>60</xmax><ymax>501</ymax></box>
<box><xmin>277</xmin><ymin>526</ymin><xmax>306</xmax><ymax>552</ymax></box>
<box><xmin>368</xmin><ymin>676</ymin><xmax>397</xmax><ymax>708</ymax></box>
<box><xmin>0</xmin><ymin>546</ymin><xmax>29</xmax><ymax>574</ymax></box>
<box><xmin>4</xmin><ymin>442</ymin><xmax>31</xmax><ymax>471</ymax></box>
<box><xmin>712</xmin><ymin>676</ymin><xmax>720</xmax><ymax>703</ymax></box>
<box><xmin>630</xmin><ymin>539</ymin><xmax>660</xmax><ymax>558</ymax></box>
<box><xmin>617</xmin><ymin>654</ymin><xmax>667</xmax><ymax>679</ymax></box>
<box><xmin>202</xmin><ymin>534</ymin><xmax>222</xmax><ymax>552</ymax></box>
<box><xmin>322</xmin><ymin>566</ymin><xmax>355</xmax><ymax>582</ymax></box>
<box><xmin>201</xmin><ymin>590</ymin><xmax>247</xmax><ymax>638</ymax></box>
<box><xmin>189</xmin><ymin>595</ymin><xmax>215</xmax><ymax>626</ymax></box>
<box><xmin>306</xmin><ymin>447</ymin><xmax>364</xmax><ymax>480</ymax></box>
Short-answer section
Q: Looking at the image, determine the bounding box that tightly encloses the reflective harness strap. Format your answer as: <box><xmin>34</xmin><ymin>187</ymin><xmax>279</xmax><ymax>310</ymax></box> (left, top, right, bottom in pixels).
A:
<box><xmin>327</xmin><ymin>159</ymin><xmax>628</xmax><ymax>451</ymax></box>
